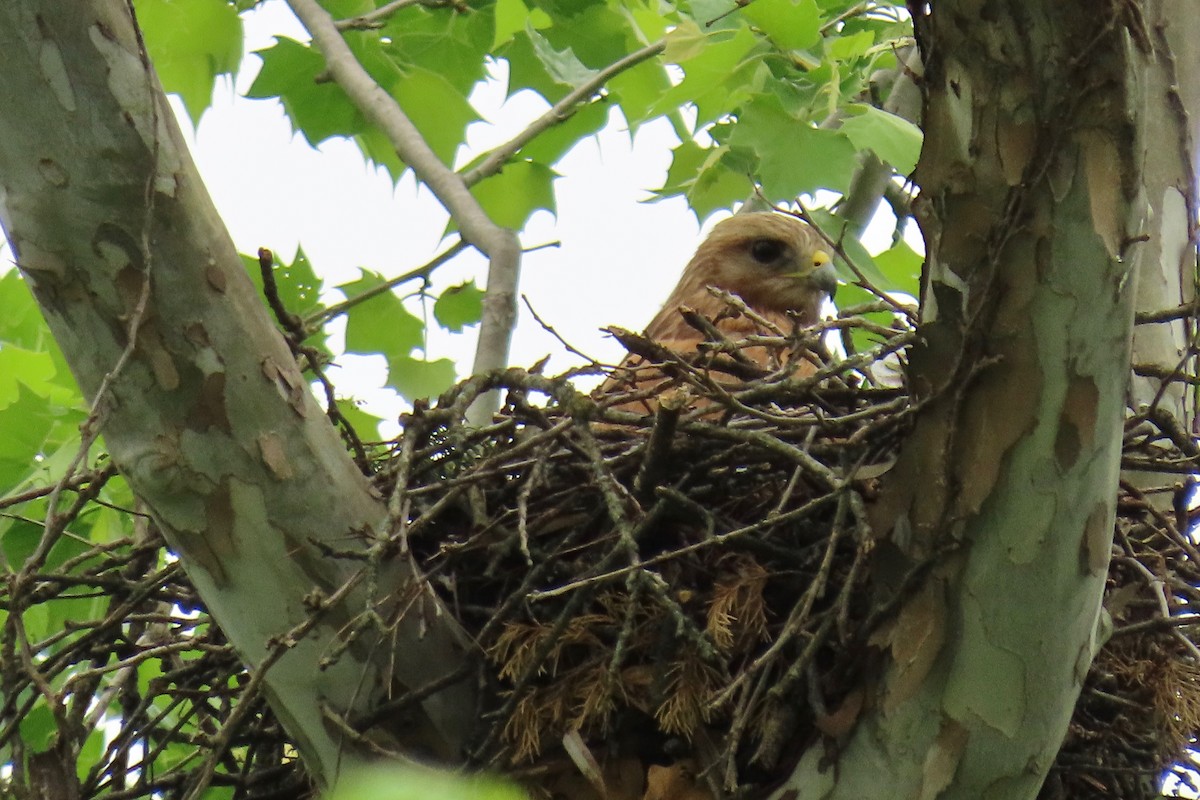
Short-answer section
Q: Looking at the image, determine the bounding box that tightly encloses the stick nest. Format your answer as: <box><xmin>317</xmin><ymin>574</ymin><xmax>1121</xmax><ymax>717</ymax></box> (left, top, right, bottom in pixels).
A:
<box><xmin>376</xmin><ymin>306</ymin><xmax>1200</xmax><ymax>799</ymax></box>
<box><xmin>2</xmin><ymin>304</ymin><xmax>1198</xmax><ymax>800</ymax></box>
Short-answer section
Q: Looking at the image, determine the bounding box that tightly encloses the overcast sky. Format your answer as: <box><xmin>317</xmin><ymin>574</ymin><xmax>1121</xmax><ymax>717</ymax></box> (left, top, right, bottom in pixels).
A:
<box><xmin>7</xmin><ymin>2</ymin><xmax>908</xmax><ymax>430</ymax></box>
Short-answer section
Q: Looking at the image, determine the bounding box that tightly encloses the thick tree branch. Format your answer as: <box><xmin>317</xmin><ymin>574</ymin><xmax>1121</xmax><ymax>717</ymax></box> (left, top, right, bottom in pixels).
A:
<box><xmin>285</xmin><ymin>0</ymin><xmax>520</xmax><ymax>424</ymax></box>
<box><xmin>836</xmin><ymin>46</ymin><xmax>923</xmax><ymax>236</ymax></box>
<box><xmin>772</xmin><ymin>5</ymin><xmax>1180</xmax><ymax>798</ymax></box>
<box><xmin>0</xmin><ymin>1</ymin><xmax>475</xmax><ymax>784</ymax></box>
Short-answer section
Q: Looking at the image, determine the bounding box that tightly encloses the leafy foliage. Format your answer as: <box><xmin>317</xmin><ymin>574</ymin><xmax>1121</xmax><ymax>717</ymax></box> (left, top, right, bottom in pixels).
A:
<box><xmin>133</xmin><ymin>0</ymin><xmax>243</xmax><ymax>123</ymax></box>
<box><xmin>0</xmin><ymin>0</ymin><xmax>924</xmax><ymax>795</ymax></box>
<box><xmin>127</xmin><ymin>0</ymin><xmax>920</xmax><ymax>413</ymax></box>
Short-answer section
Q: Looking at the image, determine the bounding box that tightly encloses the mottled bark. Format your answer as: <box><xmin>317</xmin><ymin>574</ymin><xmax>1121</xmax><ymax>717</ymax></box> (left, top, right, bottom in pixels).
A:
<box><xmin>0</xmin><ymin>2</ymin><xmax>474</xmax><ymax>785</ymax></box>
<box><xmin>773</xmin><ymin>2</ymin><xmax>1194</xmax><ymax>798</ymax></box>
<box><xmin>1124</xmin><ymin>0</ymin><xmax>1198</xmax><ymax>505</ymax></box>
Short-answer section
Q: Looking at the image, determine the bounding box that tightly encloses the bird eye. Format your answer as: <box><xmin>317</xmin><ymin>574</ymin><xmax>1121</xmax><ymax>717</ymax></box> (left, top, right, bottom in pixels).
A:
<box><xmin>750</xmin><ymin>238</ymin><xmax>785</xmax><ymax>264</ymax></box>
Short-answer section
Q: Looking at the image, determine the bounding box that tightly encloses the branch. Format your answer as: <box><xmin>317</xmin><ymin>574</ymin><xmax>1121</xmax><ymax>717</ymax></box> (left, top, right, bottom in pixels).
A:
<box><xmin>837</xmin><ymin>152</ymin><xmax>893</xmax><ymax>236</ymax></box>
<box><xmin>302</xmin><ymin>238</ymin><xmax>468</xmax><ymax>332</ymax></box>
<box><xmin>461</xmin><ymin>39</ymin><xmax>667</xmax><ymax>187</ymax></box>
<box><xmin>334</xmin><ymin>0</ymin><xmax>427</xmax><ymax>30</ymax></box>
<box><xmin>833</xmin><ymin>44</ymin><xmax>923</xmax><ymax>236</ymax></box>
<box><xmin>1135</xmin><ymin>298</ymin><xmax>1200</xmax><ymax>325</ymax></box>
<box><xmin>285</xmin><ymin>0</ymin><xmax>521</xmax><ymax>424</ymax></box>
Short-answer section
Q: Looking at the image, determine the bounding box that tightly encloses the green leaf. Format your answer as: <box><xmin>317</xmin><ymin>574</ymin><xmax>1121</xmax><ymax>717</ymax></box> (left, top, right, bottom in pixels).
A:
<box><xmin>248</xmin><ymin>37</ymin><xmax>364</xmax><ymax>145</ymax></box>
<box><xmin>872</xmin><ymin>239</ymin><xmax>923</xmax><ymax>297</ymax></box>
<box><xmin>526</xmin><ymin>26</ymin><xmax>598</xmax><ymax>87</ymax></box>
<box><xmin>336</xmin><ymin>399</ymin><xmax>385</xmax><ymax>444</ymax></box>
<box><xmin>433</xmin><ymin>281</ymin><xmax>485</xmax><ymax>333</ymax></box>
<box><xmin>730</xmin><ymin>94</ymin><xmax>858</xmax><ymax>198</ymax></box>
<box><xmin>386</xmin><ymin>355</ymin><xmax>457</xmax><ymax>403</ymax></box>
<box><xmin>835</xmin><ymin>282</ymin><xmax>897</xmax><ymax>352</ymax></box>
<box><xmin>0</xmin><ymin>517</ymin><xmax>37</xmax><ymax>572</ymax></box>
<box><xmin>827</xmin><ymin>29</ymin><xmax>874</xmax><ymax>61</ymax></box>
<box><xmin>656</xmin><ymin>26</ymin><xmax>760</xmax><ymax>125</ymax></box>
<box><xmin>658</xmin><ymin>138</ymin><xmax>710</xmax><ymax>197</ymax></box>
<box><xmin>840</xmin><ymin>103</ymin><xmax>923</xmax><ymax>174</ymax></box>
<box><xmin>683</xmin><ymin>0</ymin><xmax>746</xmax><ymax>32</ymax></box>
<box><xmin>537</xmin><ymin>3</ymin><xmax>632</xmax><ymax>69</ymax></box>
<box><xmin>240</xmin><ymin>248</ymin><xmax>329</xmax><ymax>354</ymax></box>
<box><xmin>0</xmin><ymin>386</ymin><xmax>60</xmax><ymax>491</ymax></box>
<box><xmin>626</xmin><ymin>1</ymin><xmax>674</xmax><ymax>41</ymax></box>
<box><xmin>654</xmin><ymin>141</ymin><xmax>751</xmax><ymax>218</ymax></box>
<box><xmin>356</xmin><ymin>126</ymin><xmax>408</xmax><ymax>182</ymax></box>
<box><xmin>662</xmin><ymin>19</ymin><xmax>707</xmax><ymax>63</ymax></box>
<box><xmin>467</xmin><ymin>160</ymin><xmax>557</xmax><ymax>230</ymax></box>
<box><xmin>692</xmin><ymin>157</ymin><xmax>754</xmax><ymax>218</ymax></box>
<box><xmin>389</xmin><ymin>67</ymin><xmax>479</xmax><ymax>165</ymax></box>
<box><xmin>0</xmin><ymin>267</ymin><xmax>90</xmax><ymax>409</ymax></box>
<box><xmin>501</xmin><ymin>31</ymin><xmax>571</xmax><ymax>101</ymax></box>
<box><xmin>134</xmin><ymin>0</ymin><xmax>242</xmax><ymax>123</ymax></box>
<box><xmin>515</xmin><ymin>99</ymin><xmax>610</xmax><ymax>164</ymax></box>
<box><xmin>0</xmin><ymin>271</ymin><xmax>53</xmax><ymax>351</ymax></box>
<box><xmin>326</xmin><ymin>763</ymin><xmax>528</xmax><ymax>800</ymax></box>
<box><xmin>339</xmin><ymin>271</ymin><xmax>425</xmax><ymax>359</ymax></box>
<box><xmin>322</xmin><ymin>0</ymin><xmax>374</xmax><ymax>18</ymax></box>
<box><xmin>383</xmin><ymin>5</ymin><xmax>497</xmax><ymax>95</ymax></box>
<box><xmin>266</xmin><ymin>248</ymin><xmax>324</xmax><ymax>317</ymax></box>
<box><xmin>17</xmin><ymin>701</ymin><xmax>56</xmax><ymax>753</ymax></box>
<box><xmin>607</xmin><ymin>60</ymin><xmax>672</xmax><ymax>129</ymax></box>
<box><xmin>78</xmin><ymin>730</ymin><xmax>106</xmax><ymax>781</ymax></box>
<box><xmin>662</xmin><ymin>18</ymin><xmax>705</xmax><ymax>62</ymax></box>
<box><xmin>494</xmin><ymin>0</ymin><xmax>529</xmax><ymax>48</ymax></box>
<box><xmin>89</xmin><ymin>505</ymin><xmax>135</xmax><ymax>545</ymax></box>
<box><xmin>0</xmin><ymin>345</ymin><xmax>59</xmax><ymax>404</ymax></box>
<box><xmin>199</xmin><ymin>788</ymin><xmax>235</xmax><ymax>800</ymax></box>
<box><xmin>494</xmin><ymin>0</ymin><xmax>551</xmax><ymax>48</ymax></box>
<box><xmin>741</xmin><ymin>0</ymin><xmax>822</xmax><ymax>52</ymax></box>
<box><xmin>1</xmin><ymin>500</ymin><xmax>92</xmax><ymax>579</ymax></box>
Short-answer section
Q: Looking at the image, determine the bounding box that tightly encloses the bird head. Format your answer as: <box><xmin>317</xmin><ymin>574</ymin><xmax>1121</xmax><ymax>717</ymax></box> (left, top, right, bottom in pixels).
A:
<box><xmin>679</xmin><ymin>212</ymin><xmax>836</xmax><ymax>324</ymax></box>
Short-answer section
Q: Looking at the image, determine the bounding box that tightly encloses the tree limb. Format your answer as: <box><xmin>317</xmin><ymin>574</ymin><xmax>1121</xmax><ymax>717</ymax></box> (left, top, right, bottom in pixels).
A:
<box><xmin>461</xmin><ymin>40</ymin><xmax>667</xmax><ymax>187</ymax></box>
<box><xmin>285</xmin><ymin>0</ymin><xmax>521</xmax><ymax>424</ymax></box>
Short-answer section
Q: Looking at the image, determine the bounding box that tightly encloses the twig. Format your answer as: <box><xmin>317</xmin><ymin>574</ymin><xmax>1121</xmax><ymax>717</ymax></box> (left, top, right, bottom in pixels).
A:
<box><xmin>334</xmin><ymin>0</ymin><xmax>431</xmax><ymax>30</ymax></box>
<box><xmin>1135</xmin><ymin>298</ymin><xmax>1200</xmax><ymax>325</ymax></box>
<box><xmin>304</xmin><ymin>238</ymin><xmax>468</xmax><ymax>332</ymax></box>
<box><xmin>633</xmin><ymin>394</ymin><xmax>684</xmax><ymax>499</ymax></box>
<box><xmin>791</xmin><ymin>201</ymin><xmax>916</xmax><ymax>321</ymax></box>
<box><xmin>521</xmin><ymin>293</ymin><xmax>601</xmax><ymax>366</ymax></box>
<box><xmin>527</xmin><ymin>490</ymin><xmax>839</xmax><ymax>601</ymax></box>
<box><xmin>462</xmin><ymin>40</ymin><xmax>667</xmax><ymax>187</ymax></box>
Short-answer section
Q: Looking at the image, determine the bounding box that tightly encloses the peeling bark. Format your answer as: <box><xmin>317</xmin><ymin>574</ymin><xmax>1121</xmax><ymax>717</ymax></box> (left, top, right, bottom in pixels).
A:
<box><xmin>1124</xmin><ymin>0</ymin><xmax>1198</xmax><ymax>507</ymax></box>
<box><xmin>0</xmin><ymin>2</ymin><xmax>474</xmax><ymax>785</ymax></box>
<box><xmin>773</xmin><ymin>3</ymin><xmax>1193</xmax><ymax>798</ymax></box>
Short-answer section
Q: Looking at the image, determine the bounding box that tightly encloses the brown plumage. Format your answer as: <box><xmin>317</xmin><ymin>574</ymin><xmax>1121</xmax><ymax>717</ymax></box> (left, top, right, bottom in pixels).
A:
<box><xmin>601</xmin><ymin>212</ymin><xmax>837</xmax><ymax>415</ymax></box>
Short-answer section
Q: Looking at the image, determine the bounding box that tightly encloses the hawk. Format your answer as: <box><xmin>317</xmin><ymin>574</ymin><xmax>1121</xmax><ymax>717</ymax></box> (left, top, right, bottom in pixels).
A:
<box><xmin>601</xmin><ymin>211</ymin><xmax>837</xmax><ymax>415</ymax></box>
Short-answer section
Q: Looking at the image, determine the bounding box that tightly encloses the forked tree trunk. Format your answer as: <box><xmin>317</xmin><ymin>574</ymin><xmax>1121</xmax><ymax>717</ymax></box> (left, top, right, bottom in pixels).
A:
<box><xmin>1</xmin><ymin>0</ymin><xmax>1194</xmax><ymax>796</ymax></box>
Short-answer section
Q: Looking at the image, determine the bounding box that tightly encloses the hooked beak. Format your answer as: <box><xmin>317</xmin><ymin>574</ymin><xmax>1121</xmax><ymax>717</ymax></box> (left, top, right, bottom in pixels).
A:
<box><xmin>810</xmin><ymin>251</ymin><xmax>838</xmax><ymax>299</ymax></box>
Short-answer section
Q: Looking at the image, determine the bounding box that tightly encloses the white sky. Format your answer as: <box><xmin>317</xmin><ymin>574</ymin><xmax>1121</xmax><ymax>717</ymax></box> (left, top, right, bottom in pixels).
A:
<box><xmin>8</xmin><ymin>1</ymin><xmax>906</xmax><ymax>430</ymax></box>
